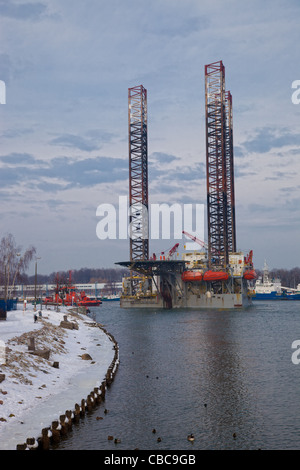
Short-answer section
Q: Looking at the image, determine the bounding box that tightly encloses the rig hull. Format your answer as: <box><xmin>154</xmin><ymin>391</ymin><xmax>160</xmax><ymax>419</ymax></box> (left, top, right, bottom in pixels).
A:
<box><xmin>118</xmin><ymin>253</ymin><xmax>254</xmax><ymax>310</ymax></box>
<box><xmin>120</xmin><ymin>291</ymin><xmax>252</xmax><ymax>309</ymax></box>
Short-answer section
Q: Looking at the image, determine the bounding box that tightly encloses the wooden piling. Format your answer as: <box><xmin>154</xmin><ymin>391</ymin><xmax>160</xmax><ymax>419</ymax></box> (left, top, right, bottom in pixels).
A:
<box><xmin>59</xmin><ymin>415</ymin><xmax>67</xmax><ymax>435</ymax></box>
<box><xmin>16</xmin><ymin>319</ymin><xmax>120</xmax><ymax>450</ymax></box>
<box><xmin>86</xmin><ymin>394</ymin><xmax>93</xmax><ymax>411</ymax></box>
<box><xmin>94</xmin><ymin>387</ymin><xmax>102</xmax><ymax>405</ymax></box>
<box><xmin>16</xmin><ymin>443</ymin><xmax>27</xmax><ymax>450</ymax></box>
<box><xmin>26</xmin><ymin>437</ymin><xmax>38</xmax><ymax>450</ymax></box>
<box><xmin>40</xmin><ymin>428</ymin><xmax>50</xmax><ymax>450</ymax></box>
<box><xmin>51</xmin><ymin>420</ymin><xmax>61</xmax><ymax>443</ymax></box>
<box><xmin>28</xmin><ymin>337</ymin><xmax>35</xmax><ymax>351</ymax></box>
<box><xmin>100</xmin><ymin>381</ymin><xmax>106</xmax><ymax>399</ymax></box>
<box><xmin>74</xmin><ymin>403</ymin><xmax>81</xmax><ymax>422</ymax></box>
<box><xmin>81</xmin><ymin>398</ymin><xmax>86</xmax><ymax>415</ymax></box>
<box><xmin>65</xmin><ymin>410</ymin><xmax>73</xmax><ymax>431</ymax></box>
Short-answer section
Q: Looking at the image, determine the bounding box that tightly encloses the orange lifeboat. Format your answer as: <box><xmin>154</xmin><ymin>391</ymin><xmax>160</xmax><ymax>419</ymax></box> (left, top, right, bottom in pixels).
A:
<box><xmin>203</xmin><ymin>270</ymin><xmax>229</xmax><ymax>281</ymax></box>
<box><xmin>181</xmin><ymin>271</ymin><xmax>203</xmax><ymax>282</ymax></box>
<box><xmin>243</xmin><ymin>270</ymin><xmax>257</xmax><ymax>280</ymax></box>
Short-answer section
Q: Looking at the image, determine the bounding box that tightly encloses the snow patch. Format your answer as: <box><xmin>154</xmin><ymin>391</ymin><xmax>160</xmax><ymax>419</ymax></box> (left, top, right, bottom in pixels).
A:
<box><xmin>0</xmin><ymin>304</ymin><xmax>115</xmax><ymax>450</ymax></box>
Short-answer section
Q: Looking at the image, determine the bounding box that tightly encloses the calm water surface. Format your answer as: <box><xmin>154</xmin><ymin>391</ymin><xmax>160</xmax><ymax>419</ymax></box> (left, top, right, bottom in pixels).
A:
<box><xmin>55</xmin><ymin>301</ymin><xmax>300</xmax><ymax>450</ymax></box>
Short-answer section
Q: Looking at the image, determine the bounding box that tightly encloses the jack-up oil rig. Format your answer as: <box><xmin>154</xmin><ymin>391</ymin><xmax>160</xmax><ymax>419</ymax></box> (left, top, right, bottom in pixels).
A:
<box><xmin>116</xmin><ymin>61</ymin><xmax>256</xmax><ymax>309</ymax></box>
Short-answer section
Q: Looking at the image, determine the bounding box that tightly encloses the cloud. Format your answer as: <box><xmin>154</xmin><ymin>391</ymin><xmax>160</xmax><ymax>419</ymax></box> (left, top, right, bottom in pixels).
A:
<box><xmin>0</xmin><ymin>167</ymin><xmax>22</xmax><ymax>187</ymax></box>
<box><xmin>0</xmin><ymin>0</ymin><xmax>47</xmax><ymax>21</ymax></box>
<box><xmin>145</xmin><ymin>14</ymin><xmax>209</xmax><ymax>38</ymax></box>
<box><xmin>1</xmin><ymin>0</ymin><xmax>300</xmax><ymax>271</ymax></box>
<box><xmin>149</xmin><ymin>154</ymin><xmax>205</xmax><ymax>186</ymax></box>
<box><xmin>149</xmin><ymin>159</ymin><xmax>206</xmax><ymax>206</ymax></box>
<box><xmin>50</xmin><ymin>134</ymin><xmax>101</xmax><ymax>152</ymax></box>
<box><xmin>169</xmin><ymin>163</ymin><xmax>205</xmax><ymax>182</ymax></box>
<box><xmin>33</xmin><ymin>181</ymin><xmax>66</xmax><ymax>192</ymax></box>
<box><xmin>0</xmin><ymin>153</ymin><xmax>128</xmax><ymax>192</ymax></box>
<box><xmin>264</xmin><ymin>170</ymin><xmax>295</xmax><ymax>181</ymax></box>
<box><xmin>241</xmin><ymin>127</ymin><xmax>300</xmax><ymax>154</ymax></box>
<box><xmin>0</xmin><ymin>152</ymin><xmax>41</xmax><ymax>165</ymax></box>
<box><xmin>280</xmin><ymin>185</ymin><xmax>300</xmax><ymax>194</ymax></box>
<box><xmin>47</xmin><ymin>156</ymin><xmax>128</xmax><ymax>187</ymax></box>
<box><xmin>233</xmin><ymin>146</ymin><xmax>245</xmax><ymax>158</ymax></box>
<box><xmin>49</xmin><ymin>130</ymin><xmax>117</xmax><ymax>152</ymax></box>
<box><xmin>0</xmin><ymin>53</ymin><xmax>13</xmax><ymax>83</ymax></box>
<box><xmin>1</xmin><ymin>128</ymin><xmax>34</xmax><ymax>139</ymax></box>
<box><xmin>150</xmin><ymin>152</ymin><xmax>180</xmax><ymax>164</ymax></box>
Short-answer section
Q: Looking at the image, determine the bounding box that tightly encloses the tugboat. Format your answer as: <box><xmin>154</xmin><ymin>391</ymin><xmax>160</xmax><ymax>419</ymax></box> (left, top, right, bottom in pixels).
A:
<box><xmin>77</xmin><ymin>291</ymin><xmax>102</xmax><ymax>307</ymax></box>
<box><xmin>43</xmin><ymin>271</ymin><xmax>102</xmax><ymax>306</ymax></box>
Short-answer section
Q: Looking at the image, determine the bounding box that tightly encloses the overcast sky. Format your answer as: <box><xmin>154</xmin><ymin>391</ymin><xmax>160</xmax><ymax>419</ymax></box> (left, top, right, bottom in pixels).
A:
<box><xmin>0</xmin><ymin>0</ymin><xmax>299</xmax><ymax>275</ymax></box>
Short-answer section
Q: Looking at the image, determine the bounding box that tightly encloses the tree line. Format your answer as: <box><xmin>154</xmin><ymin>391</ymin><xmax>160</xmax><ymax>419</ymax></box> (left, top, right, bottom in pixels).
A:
<box><xmin>257</xmin><ymin>267</ymin><xmax>300</xmax><ymax>289</ymax></box>
<box><xmin>25</xmin><ymin>267</ymin><xmax>129</xmax><ymax>285</ymax></box>
<box><xmin>19</xmin><ymin>264</ymin><xmax>300</xmax><ymax>288</ymax></box>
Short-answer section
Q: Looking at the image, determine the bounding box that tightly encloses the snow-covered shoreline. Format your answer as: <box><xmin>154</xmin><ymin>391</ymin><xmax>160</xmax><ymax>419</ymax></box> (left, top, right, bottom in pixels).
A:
<box><xmin>0</xmin><ymin>304</ymin><xmax>117</xmax><ymax>450</ymax></box>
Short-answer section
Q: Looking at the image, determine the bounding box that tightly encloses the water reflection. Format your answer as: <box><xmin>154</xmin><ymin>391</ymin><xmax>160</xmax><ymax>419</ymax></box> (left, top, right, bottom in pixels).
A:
<box><xmin>56</xmin><ymin>302</ymin><xmax>300</xmax><ymax>450</ymax></box>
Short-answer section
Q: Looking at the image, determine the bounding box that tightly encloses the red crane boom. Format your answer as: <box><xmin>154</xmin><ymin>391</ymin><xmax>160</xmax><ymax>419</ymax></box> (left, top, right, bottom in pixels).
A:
<box><xmin>182</xmin><ymin>231</ymin><xmax>207</xmax><ymax>249</ymax></box>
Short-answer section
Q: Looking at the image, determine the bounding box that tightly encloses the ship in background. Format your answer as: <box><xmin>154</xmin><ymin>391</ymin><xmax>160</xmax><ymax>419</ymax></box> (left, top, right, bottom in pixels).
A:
<box><xmin>254</xmin><ymin>261</ymin><xmax>300</xmax><ymax>300</ymax></box>
<box><xmin>117</xmin><ymin>62</ymin><xmax>257</xmax><ymax>309</ymax></box>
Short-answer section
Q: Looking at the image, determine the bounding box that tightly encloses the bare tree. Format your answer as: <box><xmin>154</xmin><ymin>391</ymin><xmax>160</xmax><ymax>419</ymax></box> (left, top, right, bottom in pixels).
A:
<box><xmin>0</xmin><ymin>233</ymin><xmax>36</xmax><ymax>299</ymax></box>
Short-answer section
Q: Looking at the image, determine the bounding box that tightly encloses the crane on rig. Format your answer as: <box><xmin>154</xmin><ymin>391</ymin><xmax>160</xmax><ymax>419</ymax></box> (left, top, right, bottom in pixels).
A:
<box><xmin>160</xmin><ymin>243</ymin><xmax>180</xmax><ymax>260</ymax></box>
<box><xmin>182</xmin><ymin>231</ymin><xmax>208</xmax><ymax>250</ymax></box>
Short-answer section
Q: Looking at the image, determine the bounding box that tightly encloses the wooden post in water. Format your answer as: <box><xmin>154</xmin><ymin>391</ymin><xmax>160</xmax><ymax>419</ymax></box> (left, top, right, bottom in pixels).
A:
<box><xmin>74</xmin><ymin>403</ymin><xmax>81</xmax><ymax>422</ymax></box>
<box><xmin>59</xmin><ymin>415</ymin><xmax>67</xmax><ymax>436</ymax></box>
<box><xmin>81</xmin><ymin>398</ymin><xmax>86</xmax><ymax>415</ymax></box>
<box><xmin>51</xmin><ymin>420</ymin><xmax>61</xmax><ymax>443</ymax></box>
<box><xmin>40</xmin><ymin>428</ymin><xmax>50</xmax><ymax>450</ymax></box>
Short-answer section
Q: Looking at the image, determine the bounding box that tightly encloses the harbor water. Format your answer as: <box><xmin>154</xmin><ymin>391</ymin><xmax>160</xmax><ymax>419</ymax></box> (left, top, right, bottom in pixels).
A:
<box><xmin>55</xmin><ymin>300</ymin><xmax>300</xmax><ymax>450</ymax></box>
